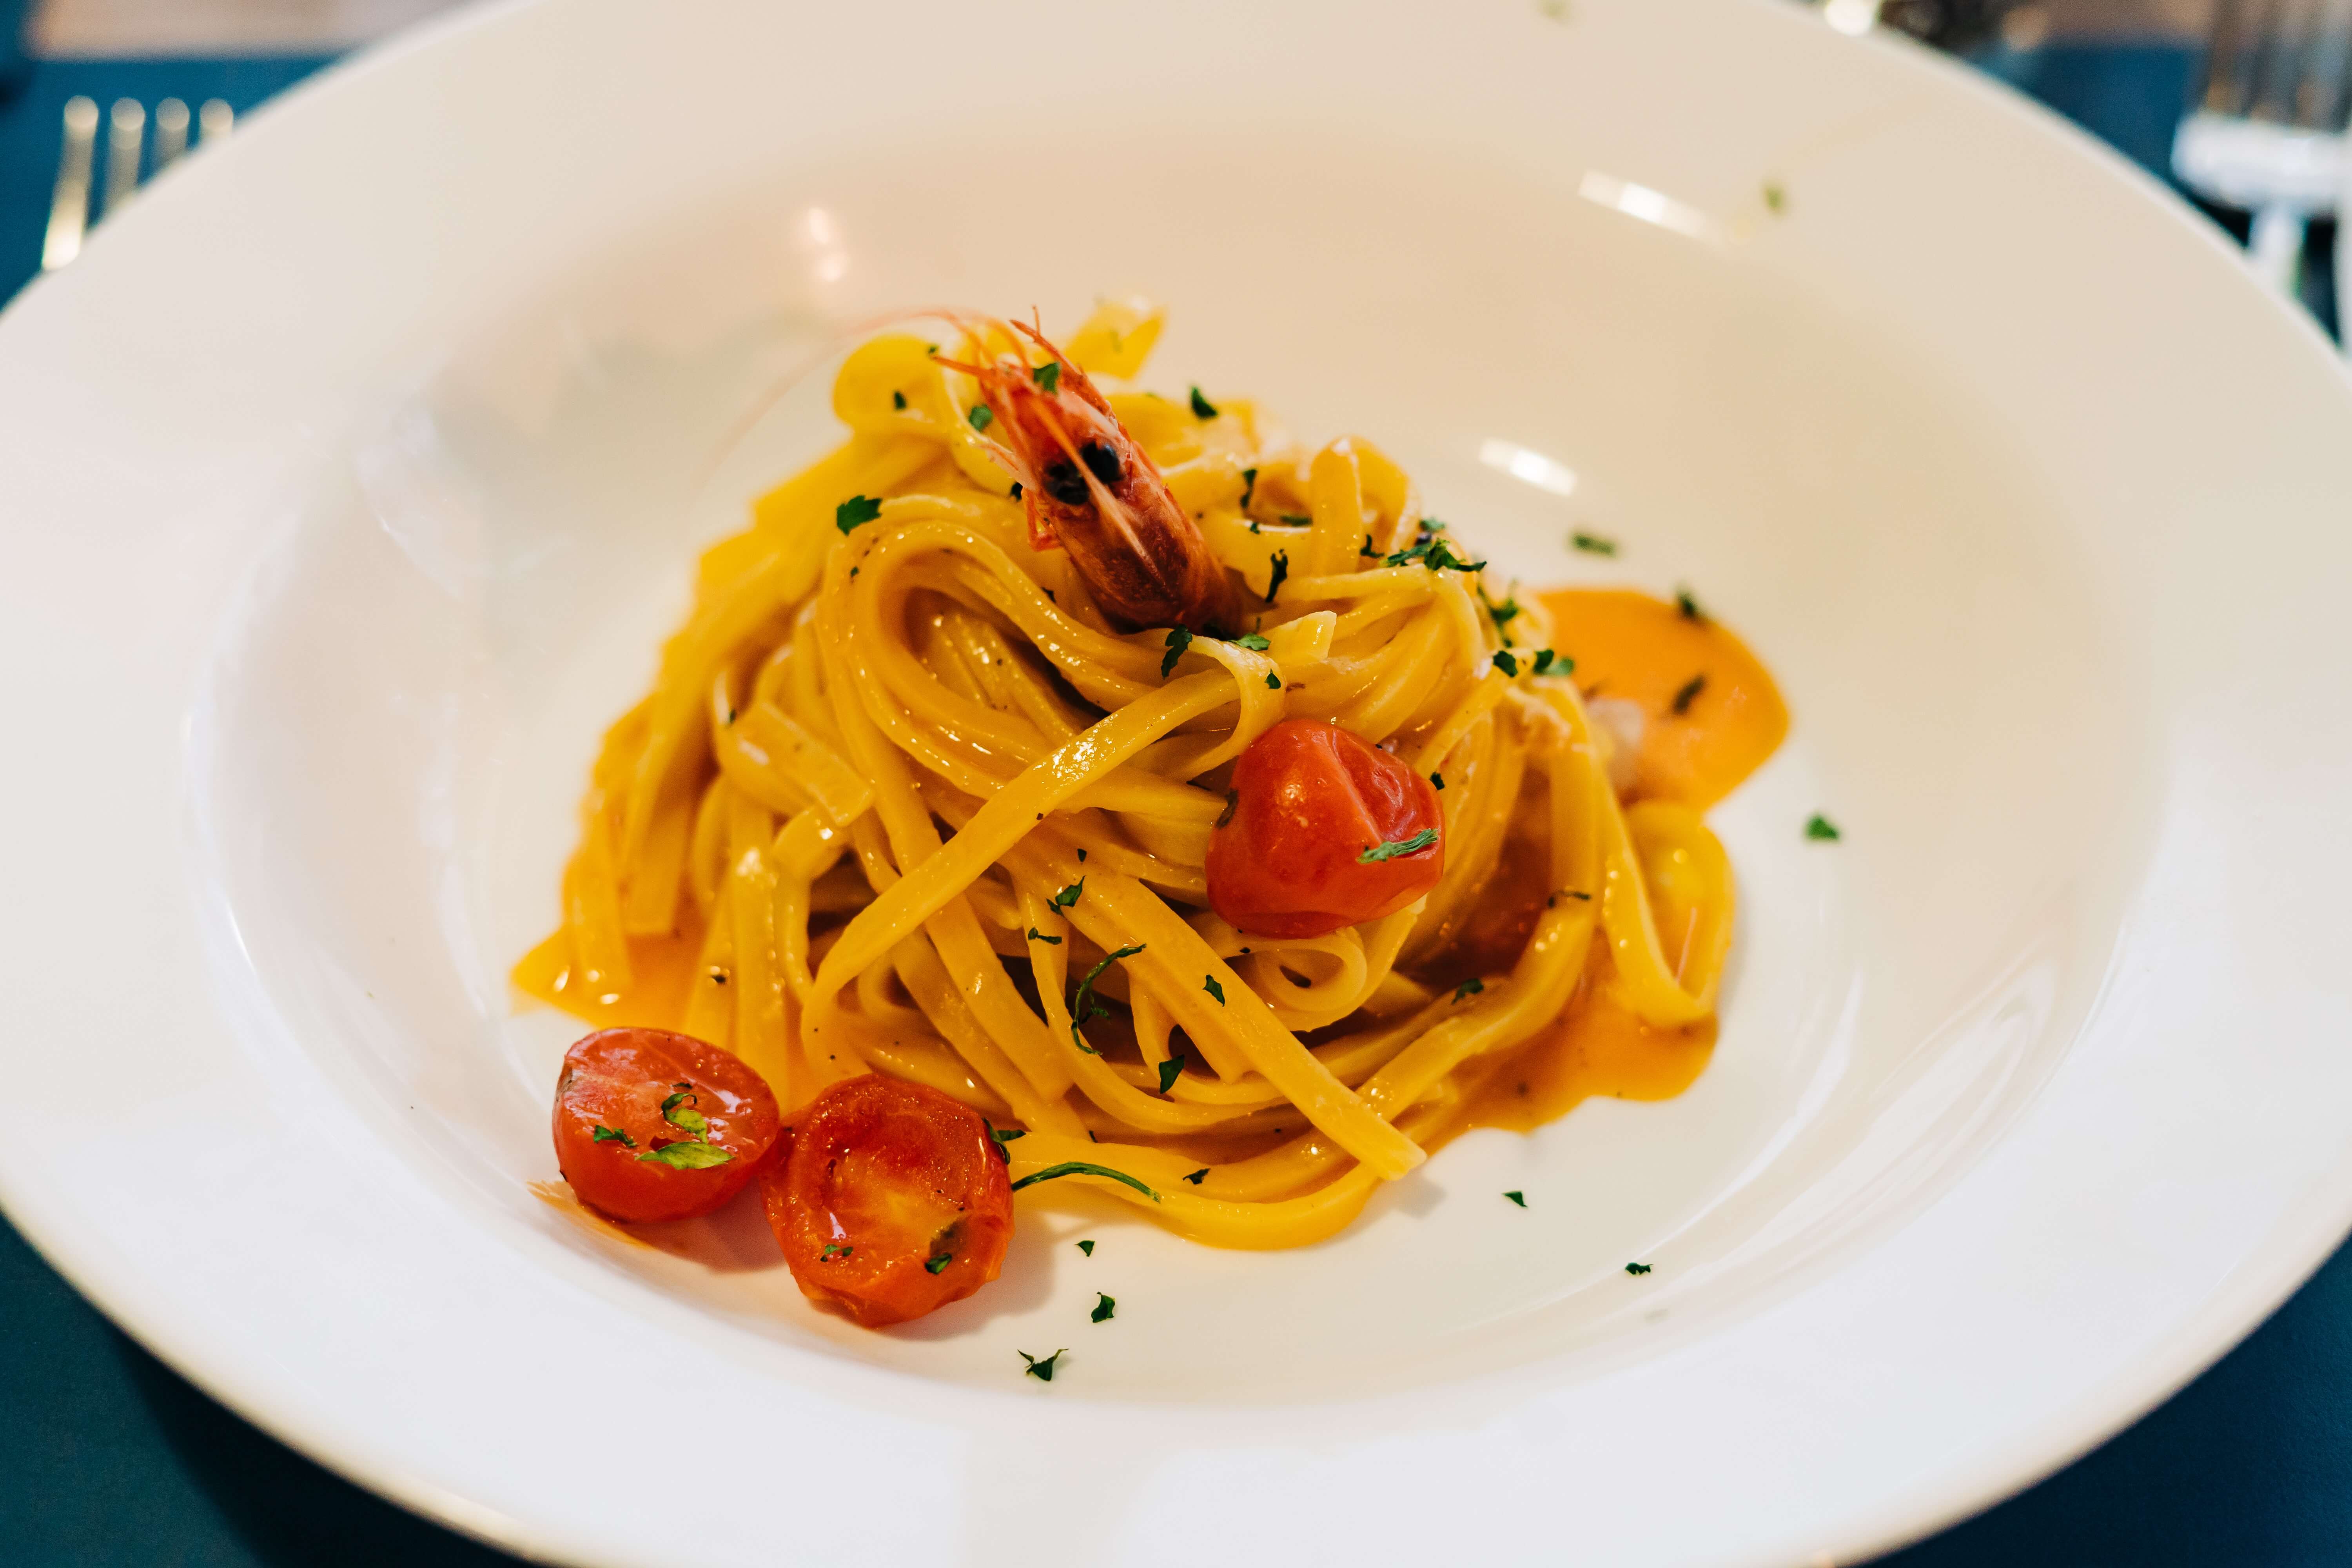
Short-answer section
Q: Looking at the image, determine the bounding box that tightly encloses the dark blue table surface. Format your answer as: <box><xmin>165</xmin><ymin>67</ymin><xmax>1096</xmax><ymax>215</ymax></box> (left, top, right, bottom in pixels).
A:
<box><xmin>4</xmin><ymin>38</ymin><xmax>2346</xmax><ymax>1568</ymax></box>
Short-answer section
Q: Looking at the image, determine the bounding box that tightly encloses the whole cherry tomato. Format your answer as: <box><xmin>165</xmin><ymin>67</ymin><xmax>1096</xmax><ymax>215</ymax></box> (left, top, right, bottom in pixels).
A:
<box><xmin>763</xmin><ymin>1074</ymin><xmax>1013</xmax><ymax>1328</ymax></box>
<box><xmin>1205</xmin><ymin>718</ymin><xmax>1445</xmax><ymax>939</ymax></box>
<box><xmin>553</xmin><ymin>1028</ymin><xmax>784</xmax><ymax>1223</ymax></box>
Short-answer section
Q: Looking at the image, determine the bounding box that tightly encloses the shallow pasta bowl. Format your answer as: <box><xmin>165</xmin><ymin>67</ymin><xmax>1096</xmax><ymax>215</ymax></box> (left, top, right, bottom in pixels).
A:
<box><xmin>3</xmin><ymin>0</ymin><xmax>2351</xmax><ymax>1563</ymax></box>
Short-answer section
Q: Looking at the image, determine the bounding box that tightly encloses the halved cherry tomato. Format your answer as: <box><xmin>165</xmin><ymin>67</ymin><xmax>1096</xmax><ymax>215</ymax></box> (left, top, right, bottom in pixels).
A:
<box><xmin>1205</xmin><ymin>718</ymin><xmax>1445</xmax><ymax>939</ymax></box>
<box><xmin>553</xmin><ymin>1028</ymin><xmax>783</xmax><ymax>1223</ymax></box>
<box><xmin>763</xmin><ymin>1074</ymin><xmax>1013</xmax><ymax>1328</ymax></box>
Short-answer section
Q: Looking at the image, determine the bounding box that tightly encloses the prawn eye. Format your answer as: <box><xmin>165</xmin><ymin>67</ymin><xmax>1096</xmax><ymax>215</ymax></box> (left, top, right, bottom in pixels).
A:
<box><xmin>1042</xmin><ymin>459</ymin><xmax>1091</xmax><ymax>506</ymax></box>
<box><xmin>1080</xmin><ymin>440</ymin><xmax>1123</xmax><ymax>487</ymax></box>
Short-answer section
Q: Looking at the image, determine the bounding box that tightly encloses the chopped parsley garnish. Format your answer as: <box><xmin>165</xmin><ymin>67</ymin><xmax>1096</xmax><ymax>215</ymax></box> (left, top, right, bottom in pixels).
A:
<box><xmin>991</xmin><ymin>1127</ymin><xmax>1026</xmax><ymax>1145</ymax></box>
<box><xmin>1026</xmin><ymin>927</ymin><xmax>1062</xmax><ymax>944</ymax></box>
<box><xmin>1359</xmin><ymin>828</ymin><xmax>1437</xmax><ymax>864</ymax></box>
<box><xmin>1430</xmin><ymin>772</ymin><xmax>1445</xmax><ymax>791</ymax></box>
<box><xmin>835</xmin><ymin>495</ymin><xmax>882</xmax><ymax>534</ymax></box>
<box><xmin>1279</xmin><ymin>513</ymin><xmax>1311</xmax><ymax>526</ymax></box>
<box><xmin>1675</xmin><ymin>586</ymin><xmax>1705</xmax><ymax>621</ymax></box>
<box><xmin>1487</xmin><ymin>596</ymin><xmax>1522</xmax><ymax>628</ymax></box>
<box><xmin>590</xmin><ymin>1125</ymin><xmax>636</xmax><ymax>1147</ymax></box>
<box><xmin>925</xmin><ymin>1252</ymin><xmax>954</xmax><ymax>1275</ymax></box>
<box><xmin>1493</xmin><ymin>650</ymin><xmax>1519</xmax><ymax>677</ymax></box>
<box><xmin>1077</xmin><ymin>1240</ymin><xmax>1096</xmax><ymax>1256</ymax></box>
<box><xmin>1532</xmin><ymin>649</ymin><xmax>1572</xmax><ymax>677</ymax></box>
<box><xmin>892</xmin><ymin>390</ymin><xmax>907</xmax><ymax>410</ymax></box>
<box><xmin>1670</xmin><ymin>674</ymin><xmax>1707</xmax><ymax>716</ymax></box>
<box><xmin>1068</xmin><ymin>944</ymin><xmax>1145</xmax><ymax>1049</ymax></box>
<box><xmin>1051</xmin><ymin>880</ymin><xmax>1084</xmax><ymax>910</ymax></box>
<box><xmin>1571</xmin><ymin>530</ymin><xmax>1619</xmax><ymax>556</ymax></box>
<box><xmin>1161</xmin><ymin>626</ymin><xmax>1192</xmax><ymax>677</ymax></box>
<box><xmin>1264</xmin><ymin>549</ymin><xmax>1289</xmax><ymax>603</ymax></box>
<box><xmin>1234</xmin><ymin>633</ymin><xmax>1270</xmax><ymax>651</ymax></box>
<box><xmin>659</xmin><ymin>1087</ymin><xmax>708</xmax><ymax>1137</ymax></box>
<box><xmin>967</xmin><ymin>404</ymin><xmax>993</xmax><ymax>431</ymax></box>
<box><xmin>1077</xmin><ymin>848</ymin><xmax>1088</xmax><ymax>861</ymax></box>
<box><xmin>1382</xmin><ymin>537</ymin><xmax>1485</xmax><ymax>573</ymax></box>
<box><xmin>1203</xmin><ymin>975</ymin><xmax>1226</xmax><ymax>1005</ymax></box>
<box><xmin>1018</xmin><ymin>1348</ymin><xmax>1066</xmax><ymax>1382</ymax></box>
<box><xmin>1091</xmin><ymin>1292</ymin><xmax>1117</xmax><ymax>1323</ymax></box>
<box><xmin>1265</xmin><ymin>672</ymin><xmax>1282</xmax><ymax>690</ymax></box>
<box><xmin>1762</xmin><ymin>180</ymin><xmax>1787</xmax><ymax>214</ymax></box>
<box><xmin>1158</xmin><ymin>1056</ymin><xmax>1186</xmax><ymax>1094</ymax></box>
<box><xmin>1009</xmin><ymin>1162</ymin><xmax>1161</xmax><ymax>1202</ymax></box>
<box><xmin>1241</xmin><ymin>466</ymin><xmax>1258</xmax><ymax>510</ymax></box>
<box><xmin>1454</xmin><ymin>978</ymin><xmax>1486</xmax><ymax>1002</ymax></box>
<box><xmin>1032</xmin><ymin>361</ymin><xmax>1062</xmax><ymax>394</ymax></box>
<box><xmin>1806</xmin><ymin>813</ymin><xmax>1842</xmax><ymax>841</ymax></box>
<box><xmin>1181</xmin><ymin>1169</ymin><xmax>1209</xmax><ymax>1185</ymax></box>
<box><xmin>820</xmin><ymin>1244</ymin><xmax>852</xmax><ymax>1261</ymax></box>
<box><xmin>636</xmin><ymin>1141</ymin><xmax>734</xmax><ymax>1169</ymax></box>
<box><xmin>1504</xmin><ymin>1190</ymin><xmax>1526</xmax><ymax>1207</ymax></box>
<box><xmin>1189</xmin><ymin>386</ymin><xmax>1218</xmax><ymax>419</ymax></box>
<box><xmin>1625</xmin><ymin>1261</ymin><xmax>1654</xmax><ymax>1275</ymax></box>
<box><xmin>1360</xmin><ymin>534</ymin><xmax>1379</xmax><ymax>558</ymax></box>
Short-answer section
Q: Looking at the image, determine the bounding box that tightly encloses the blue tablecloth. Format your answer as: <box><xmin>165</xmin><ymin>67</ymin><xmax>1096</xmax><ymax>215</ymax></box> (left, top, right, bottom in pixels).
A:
<box><xmin>3</xmin><ymin>39</ymin><xmax>2346</xmax><ymax>1568</ymax></box>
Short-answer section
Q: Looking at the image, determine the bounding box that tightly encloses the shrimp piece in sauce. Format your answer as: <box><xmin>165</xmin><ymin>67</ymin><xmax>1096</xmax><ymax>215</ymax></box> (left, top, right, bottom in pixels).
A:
<box><xmin>944</xmin><ymin>316</ymin><xmax>1230</xmax><ymax>633</ymax></box>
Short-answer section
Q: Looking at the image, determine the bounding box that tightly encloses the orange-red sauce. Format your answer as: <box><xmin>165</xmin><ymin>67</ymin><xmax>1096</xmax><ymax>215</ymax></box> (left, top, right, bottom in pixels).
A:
<box><xmin>513</xmin><ymin>917</ymin><xmax>707</xmax><ymax>1029</ymax></box>
<box><xmin>1541</xmin><ymin>587</ymin><xmax>1788</xmax><ymax>809</ymax></box>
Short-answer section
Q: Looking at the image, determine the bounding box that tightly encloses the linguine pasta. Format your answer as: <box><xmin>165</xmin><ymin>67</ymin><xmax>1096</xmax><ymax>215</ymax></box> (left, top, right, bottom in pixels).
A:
<box><xmin>517</xmin><ymin>302</ymin><xmax>1743</xmax><ymax>1250</ymax></box>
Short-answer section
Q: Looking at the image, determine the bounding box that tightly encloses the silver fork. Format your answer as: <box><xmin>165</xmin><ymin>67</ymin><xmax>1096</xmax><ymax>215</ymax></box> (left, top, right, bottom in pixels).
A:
<box><xmin>2174</xmin><ymin>0</ymin><xmax>2352</xmax><ymax>295</ymax></box>
<box><xmin>41</xmin><ymin>94</ymin><xmax>233</xmax><ymax>271</ymax></box>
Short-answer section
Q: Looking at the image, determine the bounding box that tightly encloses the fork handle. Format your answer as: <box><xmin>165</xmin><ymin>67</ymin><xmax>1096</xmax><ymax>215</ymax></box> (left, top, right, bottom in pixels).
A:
<box><xmin>2247</xmin><ymin>204</ymin><xmax>2307</xmax><ymax>296</ymax></box>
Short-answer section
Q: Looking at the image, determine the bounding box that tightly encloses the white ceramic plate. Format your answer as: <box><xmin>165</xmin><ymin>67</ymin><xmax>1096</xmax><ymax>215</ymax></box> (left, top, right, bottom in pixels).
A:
<box><xmin>4</xmin><ymin>1</ymin><xmax>2351</xmax><ymax>1563</ymax></box>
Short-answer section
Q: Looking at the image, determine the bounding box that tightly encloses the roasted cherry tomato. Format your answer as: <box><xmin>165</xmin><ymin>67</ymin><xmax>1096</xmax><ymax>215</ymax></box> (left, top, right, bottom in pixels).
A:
<box><xmin>553</xmin><ymin>1028</ymin><xmax>783</xmax><ymax>1223</ymax></box>
<box><xmin>763</xmin><ymin>1074</ymin><xmax>1013</xmax><ymax>1328</ymax></box>
<box><xmin>1205</xmin><ymin>717</ymin><xmax>1445</xmax><ymax>939</ymax></box>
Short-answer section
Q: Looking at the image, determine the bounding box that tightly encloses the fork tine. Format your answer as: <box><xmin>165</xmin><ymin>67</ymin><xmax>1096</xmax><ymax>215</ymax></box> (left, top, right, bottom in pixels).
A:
<box><xmin>102</xmin><ymin>98</ymin><xmax>143</xmax><ymax>218</ymax></box>
<box><xmin>153</xmin><ymin>98</ymin><xmax>190</xmax><ymax>170</ymax></box>
<box><xmin>2202</xmin><ymin>0</ymin><xmax>2254</xmax><ymax>113</ymax></box>
<box><xmin>40</xmin><ymin>97</ymin><xmax>99</xmax><ymax>271</ymax></box>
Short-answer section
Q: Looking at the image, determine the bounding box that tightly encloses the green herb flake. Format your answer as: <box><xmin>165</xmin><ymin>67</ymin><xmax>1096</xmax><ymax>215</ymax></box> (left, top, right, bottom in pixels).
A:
<box><xmin>991</xmin><ymin>1127</ymin><xmax>1026</xmax><ymax>1146</ymax></box>
<box><xmin>1241</xmin><ymin>466</ymin><xmax>1258</xmax><ymax>510</ymax></box>
<box><xmin>1032</xmin><ymin>362</ymin><xmax>1063</xmax><ymax>394</ymax></box>
<box><xmin>892</xmin><ymin>390</ymin><xmax>907</xmax><ymax>410</ymax></box>
<box><xmin>1265</xmin><ymin>672</ymin><xmax>1282</xmax><ymax>690</ymax></box>
<box><xmin>1068</xmin><ymin>944</ymin><xmax>1145</xmax><ymax>1049</ymax></box>
<box><xmin>1625</xmin><ymin>1261</ymin><xmax>1654</xmax><ymax>1275</ymax></box>
<box><xmin>1571</xmin><ymin>530</ymin><xmax>1618</xmax><ymax>557</ymax></box>
<box><xmin>1077</xmin><ymin>1240</ymin><xmax>1096</xmax><ymax>1256</ymax></box>
<box><xmin>1203</xmin><ymin>975</ymin><xmax>1226</xmax><ymax>1005</ymax></box>
<box><xmin>926</xmin><ymin>1252</ymin><xmax>954</xmax><ymax>1275</ymax></box>
<box><xmin>1157</xmin><ymin>1056</ymin><xmax>1186</xmax><ymax>1094</ymax></box>
<box><xmin>1359</xmin><ymin>828</ymin><xmax>1438</xmax><ymax>865</ymax></box>
<box><xmin>1488</xmin><ymin>597</ymin><xmax>1522</xmax><ymax>628</ymax></box>
<box><xmin>1532</xmin><ymin>649</ymin><xmax>1572</xmax><ymax>677</ymax></box>
<box><xmin>1279</xmin><ymin>513</ymin><xmax>1311</xmax><ymax>526</ymax></box>
<box><xmin>1018</xmin><ymin>1348</ymin><xmax>1067</xmax><ymax>1382</ymax></box>
<box><xmin>1051</xmin><ymin>880</ymin><xmax>1084</xmax><ymax>910</ymax></box>
<box><xmin>1091</xmin><ymin>1292</ymin><xmax>1117</xmax><ymax>1323</ymax></box>
<box><xmin>1504</xmin><ymin>1190</ymin><xmax>1527</xmax><ymax>1207</ymax></box>
<box><xmin>1077</xmin><ymin>848</ymin><xmax>1088</xmax><ymax>861</ymax></box>
<box><xmin>1189</xmin><ymin>386</ymin><xmax>1219</xmax><ymax>419</ymax></box>
<box><xmin>820</xmin><ymin>1243</ymin><xmax>852</xmax><ymax>1261</ymax></box>
<box><xmin>1182</xmin><ymin>1169</ymin><xmax>1209</xmax><ymax>1185</ymax></box>
<box><xmin>1806</xmin><ymin>813</ymin><xmax>1842</xmax><ymax>842</ymax></box>
<box><xmin>1430</xmin><ymin>772</ymin><xmax>1445</xmax><ymax>791</ymax></box>
<box><xmin>1161</xmin><ymin>625</ymin><xmax>1192</xmax><ymax>678</ymax></box>
<box><xmin>1026</xmin><ymin>927</ymin><xmax>1062</xmax><ymax>945</ymax></box>
<box><xmin>1009</xmin><ymin>1162</ymin><xmax>1162</xmax><ymax>1202</ymax></box>
<box><xmin>835</xmin><ymin>495</ymin><xmax>883</xmax><ymax>534</ymax></box>
<box><xmin>1762</xmin><ymin>180</ymin><xmax>1787</xmax><ymax>214</ymax></box>
<box><xmin>590</xmin><ymin>1125</ymin><xmax>636</xmax><ymax>1147</ymax></box>
<box><xmin>1492</xmin><ymin>650</ymin><xmax>1520</xmax><ymax>677</ymax></box>
<box><xmin>967</xmin><ymin>404</ymin><xmax>994</xmax><ymax>431</ymax></box>
<box><xmin>636</xmin><ymin>1141</ymin><xmax>735</xmax><ymax>1170</ymax></box>
<box><xmin>1264</xmin><ymin>549</ymin><xmax>1290</xmax><ymax>604</ymax></box>
<box><xmin>1675</xmin><ymin>586</ymin><xmax>1705</xmax><ymax>621</ymax></box>
<box><xmin>1234</xmin><ymin>633</ymin><xmax>1270</xmax><ymax>651</ymax></box>
<box><xmin>1383</xmin><ymin>537</ymin><xmax>1486</xmax><ymax>573</ymax></box>
<box><xmin>1360</xmin><ymin>534</ymin><xmax>1379</xmax><ymax>558</ymax></box>
<box><xmin>1455</xmin><ymin>978</ymin><xmax>1486</xmax><ymax>1002</ymax></box>
<box><xmin>659</xmin><ymin>1088</ymin><xmax>709</xmax><ymax>1137</ymax></box>
<box><xmin>1670</xmin><ymin>673</ymin><xmax>1707</xmax><ymax>716</ymax></box>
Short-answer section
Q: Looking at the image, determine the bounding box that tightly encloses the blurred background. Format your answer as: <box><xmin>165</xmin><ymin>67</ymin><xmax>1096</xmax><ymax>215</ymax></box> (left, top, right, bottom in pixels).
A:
<box><xmin>3</xmin><ymin>1</ymin><xmax>2351</xmax><ymax>1566</ymax></box>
